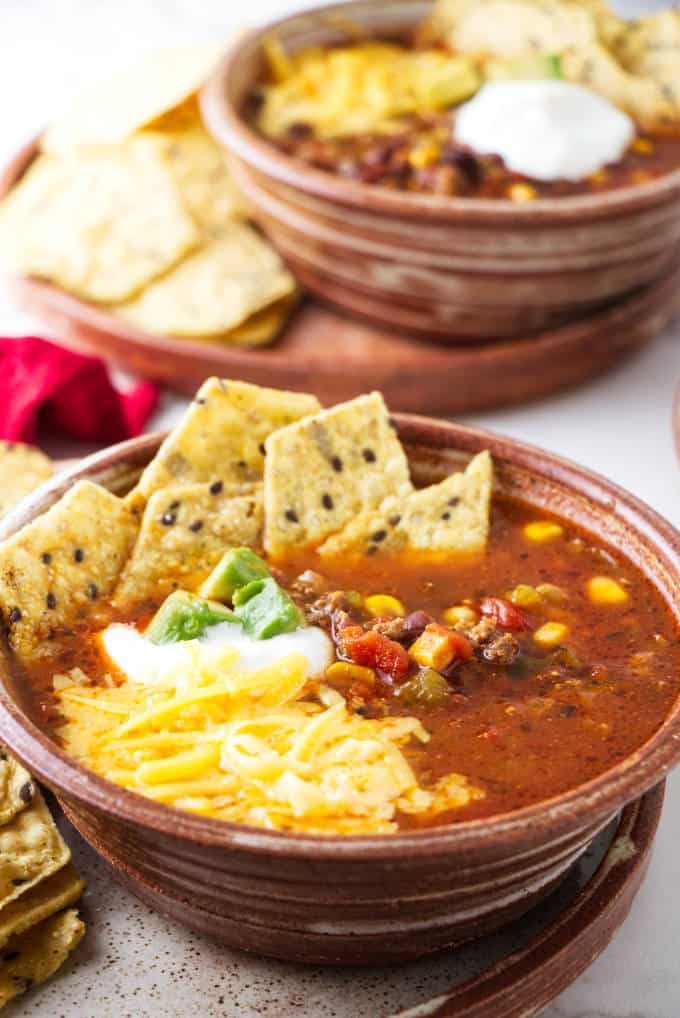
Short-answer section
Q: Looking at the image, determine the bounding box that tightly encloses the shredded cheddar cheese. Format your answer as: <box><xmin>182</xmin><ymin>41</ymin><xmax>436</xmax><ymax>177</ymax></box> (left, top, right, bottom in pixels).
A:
<box><xmin>55</xmin><ymin>645</ymin><xmax>482</xmax><ymax>834</ymax></box>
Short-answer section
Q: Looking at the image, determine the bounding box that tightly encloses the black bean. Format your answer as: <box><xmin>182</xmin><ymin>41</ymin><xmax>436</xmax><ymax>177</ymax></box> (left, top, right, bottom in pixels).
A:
<box><xmin>189</xmin><ymin>520</ymin><xmax>203</xmax><ymax>532</ymax></box>
<box><xmin>441</xmin><ymin>511</ymin><xmax>451</xmax><ymax>520</ymax></box>
<box><xmin>331</xmin><ymin>456</ymin><xmax>343</xmax><ymax>473</ymax></box>
<box><xmin>73</xmin><ymin>548</ymin><xmax>84</xmax><ymax>563</ymax></box>
<box><xmin>161</xmin><ymin>511</ymin><xmax>177</xmax><ymax>526</ymax></box>
<box><xmin>18</xmin><ymin>781</ymin><xmax>33</xmax><ymax>804</ymax></box>
<box><xmin>209</xmin><ymin>480</ymin><xmax>223</xmax><ymax>495</ymax></box>
<box><xmin>401</xmin><ymin>611</ymin><xmax>434</xmax><ymax>643</ymax></box>
<box><xmin>258</xmin><ymin>442</ymin><xmax>266</xmax><ymax>456</ymax></box>
<box><xmin>322</xmin><ymin>494</ymin><xmax>333</xmax><ymax>510</ymax></box>
<box><xmin>448</xmin><ymin>496</ymin><xmax>460</xmax><ymax>507</ymax></box>
<box><xmin>388</xmin><ymin>515</ymin><xmax>401</xmax><ymax>527</ymax></box>
<box><xmin>370</xmin><ymin>529</ymin><xmax>387</xmax><ymax>543</ymax></box>
<box><xmin>87</xmin><ymin>583</ymin><xmax>98</xmax><ymax>601</ymax></box>
<box><xmin>46</xmin><ymin>592</ymin><xmax>56</xmax><ymax>610</ymax></box>
<box><xmin>41</xmin><ymin>552</ymin><xmax>52</xmax><ymax>565</ymax></box>
<box><xmin>8</xmin><ymin>607</ymin><xmax>21</xmax><ymax>625</ymax></box>
<box><xmin>285</xmin><ymin>509</ymin><xmax>299</xmax><ymax>523</ymax></box>
<box><xmin>362</xmin><ymin>448</ymin><xmax>376</xmax><ymax>463</ymax></box>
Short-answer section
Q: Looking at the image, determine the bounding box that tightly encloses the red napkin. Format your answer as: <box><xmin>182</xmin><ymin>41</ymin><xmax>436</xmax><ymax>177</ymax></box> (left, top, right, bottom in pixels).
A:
<box><xmin>0</xmin><ymin>337</ymin><xmax>160</xmax><ymax>445</ymax></box>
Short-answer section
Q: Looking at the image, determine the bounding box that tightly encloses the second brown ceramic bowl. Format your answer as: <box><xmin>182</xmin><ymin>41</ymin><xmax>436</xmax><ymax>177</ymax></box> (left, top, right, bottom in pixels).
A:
<box><xmin>201</xmin><ymin>0</ymin><xmax>680</xmax><ymax>342</ymax></box>
<box><xmin>1</xmin><ymin>419</ymin><xmax>680</xmax><ymax>964</ymax></box>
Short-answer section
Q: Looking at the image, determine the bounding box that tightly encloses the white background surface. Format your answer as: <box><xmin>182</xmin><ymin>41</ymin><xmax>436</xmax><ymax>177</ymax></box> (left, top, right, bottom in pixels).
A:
<box><xmin>1</xmin><ymin>1</ymin><xmax>679</xmax><ymax>1015</ymax></box>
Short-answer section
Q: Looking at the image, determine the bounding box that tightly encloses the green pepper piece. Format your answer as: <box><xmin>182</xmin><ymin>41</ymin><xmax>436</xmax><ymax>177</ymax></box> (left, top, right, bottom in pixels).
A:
<box><xmin>397</xmin><ymin>668</ymin><xmax>450</xmax><ymax>708</ymax></box>
<box><xmin>146</xmin><ymin>591</ymin><xmax>237</xmax><ymax>645</ymax></box>
<box><xmin>199</xmin><ymin>547</ymin><xmax>271</xmax><ymax>604</ymax></box>
<box><xmin>233</xmin><ymin>578</ymin><xmax>304</xmax><ymax>640</ymax></box>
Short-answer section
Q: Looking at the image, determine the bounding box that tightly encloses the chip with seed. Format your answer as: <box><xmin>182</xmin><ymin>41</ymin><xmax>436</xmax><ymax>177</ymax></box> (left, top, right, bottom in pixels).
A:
<box><xmin>320</xmin><ymin>451</ymin><xmax>493</xmax><ymax>558</ymax></box>
<box><xmin>0</xmin><ymin>792</ymin><xmax>70</xmax><ymax>910</ymax></box>
<box><xmin>0</xmin><ymin>747</ymin><xmax>35</xmax><ymax>827</ymax></box>
<box><xmin>0</xmin><ymin>444</ymin><xmax>53</xmax><ymax>521</ymax></box>
<box><xmin>0</xmin><ymin>481</ymin><xmax>138</xmax><ymax>660</ymax></box>
<box><xmin>0</xmin><ymin>907</ymin><xmax>84</xmax><ymax>1010</ymax></box>
<box><xmin>0</xmin><ymin>864</ymin><xmax>85</xmax><ymax>950</ymax></box>
<box><xmin>114</xmin><ymin>482</ymin><xmax>264</xmax><ymax>608</ymax></box>
<box><xmin>263</xmin><ymin>392</ymin><xmax>413</xmax><ymax>556</ymax></box>
<box><xmin>128</xmin><ymin>378</ymin><xmax>320</xmax><ymax>506</ymax></box>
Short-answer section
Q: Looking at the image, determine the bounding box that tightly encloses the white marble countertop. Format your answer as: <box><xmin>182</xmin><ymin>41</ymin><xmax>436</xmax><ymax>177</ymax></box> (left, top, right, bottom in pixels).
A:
<box><xmin>1</xmin><ymin>2</ymin><xmax>679</xmax><ymax>1015</ymax></box>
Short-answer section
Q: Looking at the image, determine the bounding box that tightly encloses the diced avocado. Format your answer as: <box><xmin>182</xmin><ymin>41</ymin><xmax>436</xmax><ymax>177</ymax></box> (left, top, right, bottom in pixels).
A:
<box><xmin>199</xmin><ymin>547</ymin><xmax>271</xmax><ymax>603</ymax></box>
<box><xmin>485</xmin><ymin>53</ymin><xmax>562</xmax><ymax>81</ymax></box>
<box><xmin>233</xmin><ymin>578</ymin><xmax>304</xmax><ymax>640</ymax></box>
<box><xmin>146</xmin><ymin>591</ymin><xmax>237</xmax><ymax>645</ymax></box>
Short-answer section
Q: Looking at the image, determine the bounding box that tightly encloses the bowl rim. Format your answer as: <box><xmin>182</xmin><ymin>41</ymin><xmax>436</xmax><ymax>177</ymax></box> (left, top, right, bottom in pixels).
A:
<box><xmin>201</xmin><ymin>0</ymin><xmax>680</xmax><ymax>224</ymax></box>
<box><xmin>1</xmin><ymin>415</ymin><xmax>680</xmax><ymax>859</ymax></box>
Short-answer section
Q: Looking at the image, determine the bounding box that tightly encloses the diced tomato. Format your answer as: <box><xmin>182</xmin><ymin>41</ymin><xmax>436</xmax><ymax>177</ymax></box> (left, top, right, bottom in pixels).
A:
<box><xmin>341</xmin><ymin>627</ymin><xmax>410</xmax><ymax>681</ymax></box>
<box><xmin>479</xmin><ymin>596</ymin><xmax>528</xmax><ymax>631</ymax></box>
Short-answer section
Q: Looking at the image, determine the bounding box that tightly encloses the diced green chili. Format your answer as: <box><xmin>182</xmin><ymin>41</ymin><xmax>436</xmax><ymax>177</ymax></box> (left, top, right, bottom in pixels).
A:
<box><xmin>397</xmin><ymin>668</ymin><xmax>450</xmax><ymax>707</ymax></box>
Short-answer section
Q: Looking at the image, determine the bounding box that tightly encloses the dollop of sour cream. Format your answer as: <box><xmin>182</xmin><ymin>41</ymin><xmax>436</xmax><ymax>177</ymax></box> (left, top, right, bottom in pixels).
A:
<box><xmin>454</xmin><ymin>80</ymin><xmax>635</xmax><ymax>182</ymax></box>
<box><xmin>100</xmin><ymin>621</ymin><xmax>334</xmax><ymax>687</ymax></box>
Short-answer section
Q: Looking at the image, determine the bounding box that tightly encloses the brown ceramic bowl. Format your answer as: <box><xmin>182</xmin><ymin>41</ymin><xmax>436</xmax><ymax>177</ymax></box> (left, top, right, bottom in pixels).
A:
<box><xmin>201</xmin><ymin>0</ymin><xmax>680</xmax><ymax>342</ymax></box>
<box><xmin>1</xmin><ymin>419</ymin><xmax>680</xmax><ymax>965</ymax></box>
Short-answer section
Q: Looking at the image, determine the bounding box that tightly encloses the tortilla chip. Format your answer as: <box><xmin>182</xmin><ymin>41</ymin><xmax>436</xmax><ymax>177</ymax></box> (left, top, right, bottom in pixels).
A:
<box><xmin>148</xmin><ymin>126</ymin><xmax>247</xmax><ymax>229</ymax></box>
<box><xmin>0</xmin><ymin>792</ymin><xmax>70</xmax><ymax>910</ymax></box>
<box><xmin>0</xmin><ymin>444</ymin><xmax>53</xmax><ymax>521</ymax></box>
<box><xmin>429</xmin><ymin>0</ymin><xmax>595</xmax><ymax>58</ymax></box>
<box><xmin>116</xmin><ymin>223</ymin><xmax>295</xmax><ymax>337</ymax></box>
<box><xmin>129</xmin><ymin>378</ymin><xmax>320</xmax><ymax>505</ymax></box>
<box><xmin>0</xmin><ymin>748</ymin><xmax>35</xmax><ymax>827</ymax></box>
<box><xmin>561</xmin><ymin>41</ymin><xmax>678</xmax><ymax>123</ymax></box>
<box><xmin>0</xmin><ymin>908</ymin><xmax>84</xmax><ymax>1010</ymax></box>
<box><xmin>189</xmin><ymin>294</ymin><xmax>298</xmax><ymax>348</ymax></box>
<box><xmin>613</xmin><ymin>11</ymin><xmax>680</xmax><ymax>116</ymax></box>
<box><xmin>320</xmin><ymin>451</ymin><xmax>492</xmax><ymax>559</ymax></box>
<box><xmin>0</xmin><ymin>864</ymin><xmax>84</xmax><ymax>950</ymax></box>
<box><xmin>114</xmin><ymin>483</ymin><xmax>264</xmax><ymax>608</ymax></box>
<box><xmin>0</xmin><ymin>138</ymin><xmax>199</xmax><ymax>303</ymax></box>
<box><xmin>0</xmin><ymin>481</ymin><xmax>138</xmax><ymax>659</ymax></box>
<box><xmin>263</xmin><ymin>392</ymin><xmax>413</xmax><ymax>556</ymax></box>
<box><xmin>41</xmin><ymin>44</ymin><xmax>223</xmax><ymax>153</ymax></box>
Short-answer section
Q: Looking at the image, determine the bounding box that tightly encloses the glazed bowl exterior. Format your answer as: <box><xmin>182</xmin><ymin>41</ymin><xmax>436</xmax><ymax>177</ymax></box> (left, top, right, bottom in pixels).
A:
<box><xmin>201</xmin><ymin>0</ymin><xmax>680</xmax><ymax>342</ymax></box>
<box><xmin>1</xmin><ymin>419</ymin><xmax>680</xmax><ymax>965</ymax></box>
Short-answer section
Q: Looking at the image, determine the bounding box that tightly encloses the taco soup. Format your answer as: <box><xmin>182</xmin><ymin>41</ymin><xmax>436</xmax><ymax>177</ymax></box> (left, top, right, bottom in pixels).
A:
<box><xmin>245</xmin><ymin>0</ymin><xmax>680</xmax><ymax>199</ymax></box>
<box><xmin>1</xmin><ymin>381</ymin><xmax>678</xmax><ymax>836</ymax></box>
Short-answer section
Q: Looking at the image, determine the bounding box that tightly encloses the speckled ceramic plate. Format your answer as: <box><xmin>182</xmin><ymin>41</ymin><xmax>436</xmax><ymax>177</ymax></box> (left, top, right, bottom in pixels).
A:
<box><xmin>8</xmin><ymin>784</ymin><xmax>662</xmax><ymax>1018</ymax></box>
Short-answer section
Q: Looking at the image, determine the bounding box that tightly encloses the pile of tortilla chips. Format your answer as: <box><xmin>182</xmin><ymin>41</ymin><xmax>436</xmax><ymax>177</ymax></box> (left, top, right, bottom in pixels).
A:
<box><xmin>0</xmin><ymin>445</ymin><xmax>86</xmax><ymax>1010</ymax></box>
<box><xmin>0</xmin><ymin>48</ymin><xmax>297</xmax><ymax>347</ymax></box>
<box><xmin>0</xmin><ymin>752</ymin><xmax>84</xmax><ymax>1010</ymax></box>
<box><xmin>427</xmin><ymin>0</ymin><xmax>680</xmax><ymax>126</ymax></box>
<box><xmin>0</xmin><ymin>379</ymin><xmax>492</xmax><ymax>664</ymax></box>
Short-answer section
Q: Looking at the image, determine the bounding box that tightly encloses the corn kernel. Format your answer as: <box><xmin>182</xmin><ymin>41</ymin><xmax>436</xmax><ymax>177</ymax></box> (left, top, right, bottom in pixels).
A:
<box><xmin>589</xmin><ymin>169</ymin><xmax>608</xmax><ymax>184</ymax></box>
<box><xmin>508</xmin><ymin>584</ymin><xmax>541</xmax><ymax>609</ymax></box>
<box><xmin>632</xmin><ymin>137</ymin><xmax>653</xmax><ymax>154</ymax></box>
<box><xmin>536</xmin><ymin>583</ymin><xmax>567</xmax><ymax>604</ymax></box>
<box><xmin>409</xmin><ymin>627</ymin><xmax>455</xmax><ymax>671</ymax></box>
<box><xmin>587</xmin><ymin>576</ymin><xmax>629</xmax><ymax>605</ymax></box>
<box><xmin>533</xmin><ymin>622</ymin><xmax>569</xmax><ymax>648</ymax></box>
<box><xmin>508</xmin><ymin>182</ymin><xmax>537</xmax><ymax>202</ymax></box>
<box><xmin>524</xmin><ymin>521</ymin><xmax>564</xmax><ymax>543</ymax></box>
<box><xmin>443</xmin><ymin>605</ymin><xmax>477</xmax><ymax>626</ymax></box>
<box><xmin>325</xmin><ymin>661</ymin><xmax>376</xmax><ymax>685</ymax></box>
<box><xmin>408</xmin><ymin>140</ymin><xmax>441</xmax><ymax>169</ymax></box>
<box><xmin>364</xmin><ymin>594</ymin><xmax>405</xmax><ymax>618</ymax></box>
